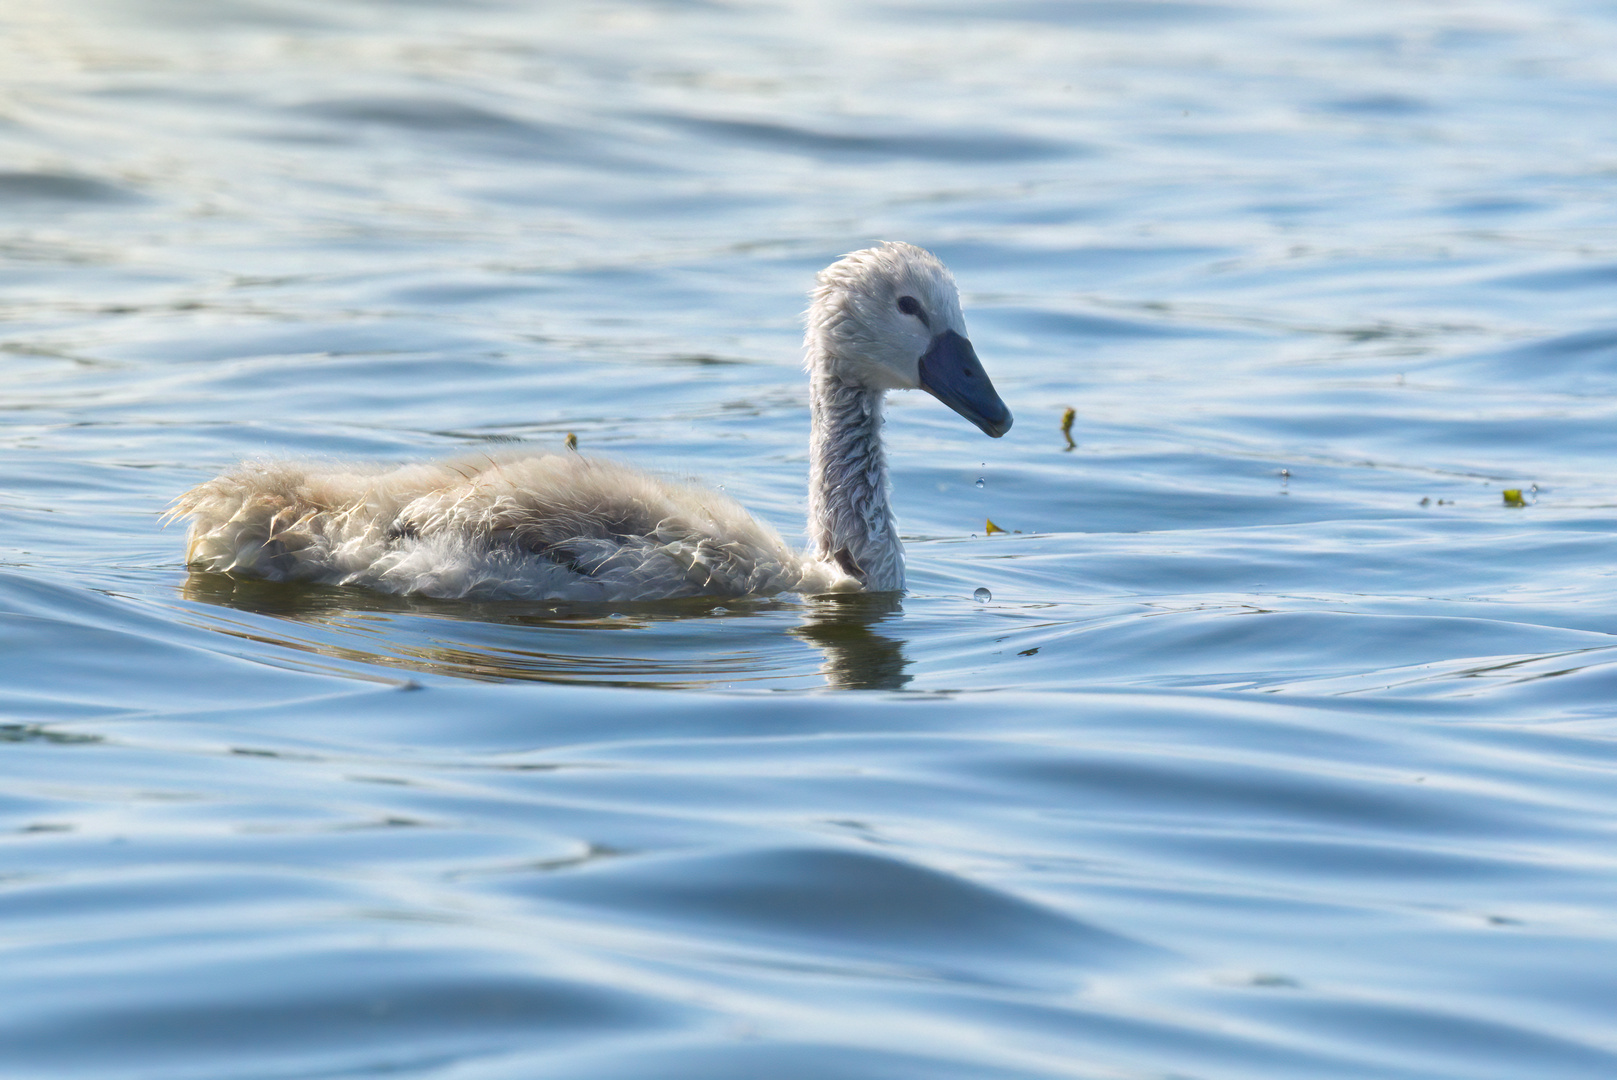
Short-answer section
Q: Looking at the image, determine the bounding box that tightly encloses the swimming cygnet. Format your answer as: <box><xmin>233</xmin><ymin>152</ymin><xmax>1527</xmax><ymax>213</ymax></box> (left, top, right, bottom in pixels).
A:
<box><xmin>171</xmin><ymin>242</ymin><xmax>1012</xmax><ymax>600</ymax></box>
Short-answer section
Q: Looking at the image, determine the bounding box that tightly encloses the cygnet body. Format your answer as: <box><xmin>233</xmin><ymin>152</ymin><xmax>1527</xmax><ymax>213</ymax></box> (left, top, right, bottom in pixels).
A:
<box><xmin>172</xmin><ymin>242</ymin><xmax>1012</xmax><ymax>601</ymax></box>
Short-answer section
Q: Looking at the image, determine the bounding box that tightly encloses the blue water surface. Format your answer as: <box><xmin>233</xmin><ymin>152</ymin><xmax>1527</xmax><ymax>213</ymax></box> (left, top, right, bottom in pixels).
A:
<box><xmin>3</xmin><ymin>1</ymin><xmax>1617</xmax><ymax>1077</ymax></box>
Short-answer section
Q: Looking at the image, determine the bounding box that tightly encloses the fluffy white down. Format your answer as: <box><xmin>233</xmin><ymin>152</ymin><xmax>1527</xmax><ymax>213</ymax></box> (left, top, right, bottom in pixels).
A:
<box><xmin>172</xmin><ymin>452</ymin><xmax>853</xmax><ymax>601</ymax></box>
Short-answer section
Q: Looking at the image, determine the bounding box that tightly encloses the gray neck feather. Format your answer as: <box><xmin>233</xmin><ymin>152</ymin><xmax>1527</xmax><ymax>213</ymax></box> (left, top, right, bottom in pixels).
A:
<box><xmin>806</xmin><ymin>368</ymin><xmax>903</xmax><ymax>592</ymax></box>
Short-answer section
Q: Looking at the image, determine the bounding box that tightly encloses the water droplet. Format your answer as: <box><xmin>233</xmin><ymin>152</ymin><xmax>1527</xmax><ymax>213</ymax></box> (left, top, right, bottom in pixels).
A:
<box><xmin>975</xmin><ymin>477</ymin><xmax>985</xmax><ymax>489</ymax></box>
<box><xmin>973</xmin><ymin>588</ymin><xmax>991</xmax><ymax>603</ymax></box>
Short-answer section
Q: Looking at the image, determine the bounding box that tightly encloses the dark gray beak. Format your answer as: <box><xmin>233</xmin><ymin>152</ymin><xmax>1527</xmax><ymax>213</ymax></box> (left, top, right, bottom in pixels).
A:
<box><xmin>917</xmin><ymin>330</ymin><xmax>1012</xmax><ymax>438</ymax></box>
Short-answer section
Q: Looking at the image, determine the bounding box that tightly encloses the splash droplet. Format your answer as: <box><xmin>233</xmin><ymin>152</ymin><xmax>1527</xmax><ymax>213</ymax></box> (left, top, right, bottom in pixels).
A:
<box><xmin>973</xmin><ymin>587</ymin><xmax>991</xmax><ymax>603</ymax></box>
<box><xmin>975</xmin><ymin>477</ymin><xmax>985</xmax><ymax>489</ymax></box>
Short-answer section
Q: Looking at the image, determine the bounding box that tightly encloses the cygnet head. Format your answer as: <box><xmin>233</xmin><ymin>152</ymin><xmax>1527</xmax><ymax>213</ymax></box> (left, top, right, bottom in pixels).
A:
<box><xmin>807</xmin><ymin>241</ymin><xmax>1013</xmax><ymax>437</ymax></box>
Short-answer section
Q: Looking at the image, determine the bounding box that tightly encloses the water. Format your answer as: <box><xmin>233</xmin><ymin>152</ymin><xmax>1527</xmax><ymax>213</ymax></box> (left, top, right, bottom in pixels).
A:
<box><xmin>4</xmin><ymin>1</ymin><xmax>1617</xmax><ymax>1076</ymax></box>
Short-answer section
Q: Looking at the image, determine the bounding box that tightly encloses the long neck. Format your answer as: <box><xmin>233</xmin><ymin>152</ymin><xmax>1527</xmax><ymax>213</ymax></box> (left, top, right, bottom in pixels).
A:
<box><xmin>807</xmin><ymin>367</ymin><xmax>904</xmax><ymax>592</ymax></box>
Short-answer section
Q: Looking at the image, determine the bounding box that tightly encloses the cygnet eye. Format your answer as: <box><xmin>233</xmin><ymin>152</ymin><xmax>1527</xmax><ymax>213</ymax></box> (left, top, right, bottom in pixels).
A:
<box><xmin>896</xmin><ymin>295</ymin><xmax>930</xmax><ymax>328</ymax></box>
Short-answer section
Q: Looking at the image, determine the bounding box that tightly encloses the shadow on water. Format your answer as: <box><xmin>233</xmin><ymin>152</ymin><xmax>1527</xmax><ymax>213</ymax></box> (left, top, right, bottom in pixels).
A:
<box><xmin>176</xmin><ymin>573</ymin><xmax>912</xmax><ymax>692</ymax></box>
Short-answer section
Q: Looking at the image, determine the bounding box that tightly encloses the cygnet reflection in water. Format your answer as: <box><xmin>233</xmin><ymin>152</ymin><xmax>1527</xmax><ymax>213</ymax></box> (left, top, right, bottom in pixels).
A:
<box><xmin>177</xmin><ymin>572</ymin><xmax>912</xmax><ymax>691</ymax></box>
<box><xmin>171</xmin><ymin>243</ymin><xmax>1012</xmax><ymax>602</ymax></box>
<box><xmin>790</xmin><ymin>593</ymin><xmax>911</xmax><ymax>691</ymax></box>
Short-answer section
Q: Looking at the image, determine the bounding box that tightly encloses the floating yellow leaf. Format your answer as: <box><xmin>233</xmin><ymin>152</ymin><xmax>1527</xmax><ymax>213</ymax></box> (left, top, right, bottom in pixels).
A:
<box><xmin>985</xmin><ymin>518</ymin><xmax>1007</xmax><ymax>535</ymax></box>
<box><xmin>1502</xmin><ymin>488</ymin><xmax>1525</xmax><ymax>507</ymax></box>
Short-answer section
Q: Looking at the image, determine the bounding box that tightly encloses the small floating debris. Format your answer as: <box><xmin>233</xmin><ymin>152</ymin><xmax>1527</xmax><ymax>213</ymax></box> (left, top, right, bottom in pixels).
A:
<box><xmin>1502</xmin><ymin>488</ymin><xmax>1526</xmax><ymax>507</ymax></box>
<box><xmin>985</xmin><ymin>518</ymin><xmax>1007</xmax><ymax>535</ymax></box>
<box><xmin>973</xmin><ymin>587</ymin><xmax>991</xmax><ymax>602</ymax></box>
<box><xmin>564</xmin><ymin>432</ymin><xmax>578</xmax><ymax>452</ymax></box>
<box><xmin>1060</xmin><ymin>407</ymin><xmax>1076</xmax><ymax>451</ymax></box>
